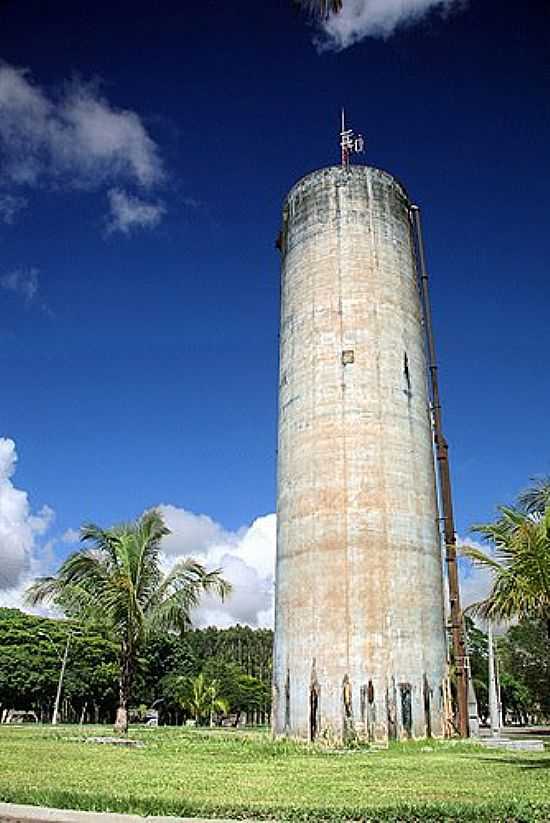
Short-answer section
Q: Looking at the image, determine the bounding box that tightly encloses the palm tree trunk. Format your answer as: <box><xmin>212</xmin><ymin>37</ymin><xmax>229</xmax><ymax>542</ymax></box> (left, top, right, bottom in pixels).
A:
<box><xmin>114</xmin><ymin>644</ymin><xmax>133</xmax><ymax>734</ymax></box>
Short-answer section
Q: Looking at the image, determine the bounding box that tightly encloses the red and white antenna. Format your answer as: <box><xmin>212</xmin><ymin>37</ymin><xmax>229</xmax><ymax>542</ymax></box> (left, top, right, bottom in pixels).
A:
<box><xmin>340</xmin><ymin>108</ymin><xmax>365</xmax><ymax>169</ymax></box>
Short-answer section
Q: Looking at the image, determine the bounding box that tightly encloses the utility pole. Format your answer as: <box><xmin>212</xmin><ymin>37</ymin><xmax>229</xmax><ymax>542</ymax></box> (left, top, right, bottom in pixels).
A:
<box><xmin>52</xmin><ymin>633</ymin><xmax>71</xmax><ymax>725</ymax></box>
<box><xmin>488</xmin><ymin>622</ymin><xmax>500</xmax><ymax>737</ymax></box>
<box><xmin>40</xmin><ymin>629</ymin><xmax>71</xmax><ymax>725</ymax></box>
<box><xmin>410</xmin><ymin>205</ymin><xmax>469</xmax><ymax>738</ymax></box>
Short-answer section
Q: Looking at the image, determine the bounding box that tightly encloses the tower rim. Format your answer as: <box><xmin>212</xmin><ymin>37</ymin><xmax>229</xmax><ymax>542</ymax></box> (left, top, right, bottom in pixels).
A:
<box><xmin>282</xmin><ymin>164</ymin><xmax>413</xmax><ymax>210</ymax></box>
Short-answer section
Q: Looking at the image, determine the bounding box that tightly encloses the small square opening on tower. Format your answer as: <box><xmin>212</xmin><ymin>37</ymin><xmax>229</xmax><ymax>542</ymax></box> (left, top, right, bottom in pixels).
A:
<box><xmin>341</xmin><ymin>349</ymin><xmax>355</xmax><ymax>365</ymax></box>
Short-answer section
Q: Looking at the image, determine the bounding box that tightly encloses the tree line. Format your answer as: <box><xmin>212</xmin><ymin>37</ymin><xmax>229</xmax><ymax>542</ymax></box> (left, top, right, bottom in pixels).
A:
<box><xmin>0</xmin><ymin>608</ymin><xmax>272</xmax><ymax>726</ymax></box>
<box><xmin>2</xmin><ymin>605</ymin><xmax>549</xmax><ymax>727</ymax></box>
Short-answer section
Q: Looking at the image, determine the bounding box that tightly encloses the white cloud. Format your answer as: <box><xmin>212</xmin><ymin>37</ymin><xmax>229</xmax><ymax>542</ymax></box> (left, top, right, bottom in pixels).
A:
<box><xmin>315</xmin><ymin>0</ymin><xmax>461</xmax><ymax>51</ymax></box>
<box><xmin>0</xmin><ymin>575</ymin><xmax>37</xmax><ymax>610</ymax></box>
<box><xmin>0</xmin><ymin>64</ymin><xmax>163</xmax><ymax>189</ymax></box>
<box><xmin>0</xmin><ymin>62</ymin><xmax>165</xmax><ymax>233</ymax></box>
<box><xmin>0</xmin><ymin>438</ymin><xmax>54</xmax><ymax>593</ymax></box>
<box><xmin>106</xmin><ymin>188</ymin><xmax>165</xmax><ymax>235</ymax></box>
<box><xmin>158</xmin><ymin>505</ymin><xmax>235</xmax><ymax>557</ymax></box>
<box><xmin>61</xmin><ymin>527</ymin><xmax>80</xmax><ymax>544</ymax></box>
<box><xmin>0</xmin><ymin>267</ymin><xmax>39</xmax><ymax>304</ymax></box>
<box><xmin>59</xmin><ymin>87</ymin><xmax>162</xmax><ymax>188</ymax></box>
<box><xmin>158</xmin><ymin>506</ymin><xmax>276</xmax><ymax>629</ymax></box>
<box><xmin>197</xmin><ymin>554</ymin><xmax>274</xmax><ymax>629</ymax></box>
<box><xmin>457</xmin><ymin>535</ymin><xmax>493</xmax><ymax>611</ymax></box>
<box><xmin>0</xmin><ymin>193</ymin><xmax>27</xmax><ymax>223</ymax></box>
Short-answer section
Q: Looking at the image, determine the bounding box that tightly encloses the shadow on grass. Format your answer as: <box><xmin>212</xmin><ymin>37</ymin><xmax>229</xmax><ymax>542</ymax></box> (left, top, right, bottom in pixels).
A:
<box><xmin>502</xmin><ymin>727</ymin><xmax>550</xmax><ymax>738</ymax></box>
<box><xmin>474</xmin><ymin>756</ymin><xmax>550</xmax><ymax>770</ymax></box>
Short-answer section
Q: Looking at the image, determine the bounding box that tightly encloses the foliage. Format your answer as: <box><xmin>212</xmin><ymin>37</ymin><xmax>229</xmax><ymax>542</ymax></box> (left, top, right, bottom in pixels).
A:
<box><xmin>4</xmin><ymin>604</ymin><xmax>549</xmax><ymax>728</ymax></box>
<box><xmin>180</xmin><ymin>624</ymin><xmax>273</xmax><ymax>683</ymax></box>
<box><xmin>129</xmin><ymin>623</ymin><xmax>272</xmax><ymax>722</ymax></box>
<box><xmin>25</xmin><ymin>510</ymin><xmax>231</xmax><ymax>731</ymax></box>
<box><xmin>142</xmin><ymin>624</ymin><xmax>273</xmax><ymax>721</ymax></box>
<box><xmin>517</xmin><ymin>476</ymin><xmax>550</xmax><ymax>515</ymax></box>
<box><xmin>132</xmin><ymin>631</ymin><xmax>198</xmax><ymax>712</ymax></box>
<box><xmin>460</xmin><ymin>477</ymin><xmax>550</xmax><ymax>722</ymax></box>
<box><xmin>497</xmin><ymin>619</ymin><xmax>550</xmax><ymax>720</ymax></box>
<box><xmin>498</xmin><ymin>672</ymin><xmax>532</xmax><ymax>724</ymax></box>
<box><xmin>0</xmin><ymin>608</ymin><xmax>272</xmax><ymax>726</ymax></box>
<box><xmin>461</xmin><ymin>504</ymin><xmax>550</xmax><ymax>628</ymax></box>
<box><xmin>0</xmin><ymin>725</ymin><xmax>550</xmax><ymax>821</ymax></box>
<box><xmin>171</xmin><ymin>672</ymin><xmax>229</xmax><ymax>725</ymax></box>
<box><xmin>160</xmin><ymin>661</ymin><xmax>267</xmax><ymax>726</ymax></box>
<box><xmin>202</xmin><ymin>659</ymin><xmax>268</xmax><ymax>720</ymax></box>
<box><xmin>465</xmin><ymin>614</ymin><xmax>550</xmax><ymax>724</ymax></box>
<box><xmin>0</xmin><ymin>607</ymin><xmax>118</xmax><ymax>722</ymax></box>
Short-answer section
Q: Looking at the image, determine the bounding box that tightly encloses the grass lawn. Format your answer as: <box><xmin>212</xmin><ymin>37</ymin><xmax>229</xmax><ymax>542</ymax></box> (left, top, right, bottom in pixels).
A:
<box><xmin>0</xmin><ymin>725</ymin><xmax>549</xmax><ymax>821</ymax></box>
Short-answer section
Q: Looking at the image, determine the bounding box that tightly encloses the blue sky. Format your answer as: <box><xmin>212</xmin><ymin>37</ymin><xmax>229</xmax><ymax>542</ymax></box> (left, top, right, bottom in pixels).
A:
<box><xmin>0</xmin><ymin>0</ymin><xmax>549</xmax><ymax>619</ymax></box>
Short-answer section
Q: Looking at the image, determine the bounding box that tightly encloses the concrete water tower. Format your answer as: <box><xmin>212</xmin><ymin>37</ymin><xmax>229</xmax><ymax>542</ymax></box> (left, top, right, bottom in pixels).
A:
<box><xmin>272</xmin><ymin>119</ymin><xmax>452</xmax><ymax>742</ymax></box>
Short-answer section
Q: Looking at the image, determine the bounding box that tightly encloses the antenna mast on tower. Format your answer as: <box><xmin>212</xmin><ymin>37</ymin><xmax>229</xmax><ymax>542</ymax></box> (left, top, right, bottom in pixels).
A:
<box><xmin>340</xmin><ymin>109</ymin><xmax>365</xmax><ymax>169</ymax></box>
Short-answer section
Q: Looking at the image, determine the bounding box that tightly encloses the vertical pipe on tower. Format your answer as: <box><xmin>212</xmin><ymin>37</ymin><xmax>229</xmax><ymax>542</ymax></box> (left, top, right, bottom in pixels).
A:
<box><xmin>410</xmin><ymin>205</ymin><xmax>469</xmax><ymax>738</ymax></box>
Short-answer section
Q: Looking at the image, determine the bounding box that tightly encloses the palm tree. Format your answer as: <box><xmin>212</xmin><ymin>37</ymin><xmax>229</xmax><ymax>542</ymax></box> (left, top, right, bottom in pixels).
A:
<box><xmin>176</xmin><ymin>672</ymin><xmax>230</xmax><ymax>726</ymax></box>
<box><xmin>461</xmin><ymin>505</ymin><xmax>550</xmax><ymax>638</ymax></box>
<box><xmin>26</xmin><ymin>509</ymin><xmax>231</xmax><ymax>732</ymax></box>
<box><xmin>294</xmin><ymin>1</ymin><xmax>343</xmax><ymax>18</ymax></box>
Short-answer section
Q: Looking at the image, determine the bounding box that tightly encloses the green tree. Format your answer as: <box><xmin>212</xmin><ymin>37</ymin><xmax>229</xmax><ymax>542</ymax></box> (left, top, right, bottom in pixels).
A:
<box><xmin>498</xmin><ymin>619</ymin><xmax>550</xmax><ymax>721</ymax></box>
<box><xmin>175</xmin><ymin>672</ymin><xmax>229</xmax><ymax>726</ymax></box>
<box><xmin>461</xmin><ymin>505</ymin><xmax>550</xmax><ymax>635</ymax></box>
<box><xmin>25</xmin><ymin>510</ymin><xmax>231</xmax><ymax>732</ymax></box>
<box><xmin>498</xmin><ymin>672</ymin><xmax>532</xmax><ymax>725</ymax></box>
<box><xmin>181</xmin><ymin>625</ymin><xmax>273</xmax><ymax>722</ymax></box>
<box><xmin>203</xmin><ymin>660</ymin><xmax>269</xmax><ymax>725</ymax></box>
<box><xmin>135</xmin><ymin>632</ymin><xmax>188</xmax><ymax>710</ymax></box>
<box><xmin>0</xmin><ymin>608</ymin><xmax>118</xmax><ymax>722</ymax></box>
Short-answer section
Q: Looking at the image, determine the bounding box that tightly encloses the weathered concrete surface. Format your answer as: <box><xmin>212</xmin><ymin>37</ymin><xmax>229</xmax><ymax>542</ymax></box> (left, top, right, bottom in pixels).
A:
<box><xmin>0</xmin><ymin>803</ymin><xmax>249</xmax><ymax>823</ymax></box>
<box><xmin>273</xmin><ymin>165</ymin><xmax>448</xmax><ymax>743</ymax></box>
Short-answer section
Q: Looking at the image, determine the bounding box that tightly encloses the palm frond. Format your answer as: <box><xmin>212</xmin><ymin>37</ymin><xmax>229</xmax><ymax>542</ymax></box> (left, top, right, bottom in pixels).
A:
<box><xmin>459</xmin><ymin>544</ymin><xmax>503</xmax><ymax>572</ymax></box>
<box><xmin>175</xmin><ymin>672</ymin><xmax>229</xmax><ymax>721</ymax></box>
<box><xmin>464</xmin><ymin>502</ymin><xmax>550</xmax><ymax>624</ymax></box>
<box><xmin>80</xmin><ymin>522</ymin><xmax>124</xmax><ymax>572</ymax></box>
<box><xmin>25</xmin><ymin>576</ymin><xmax>62</xmax><ymax>606</ymax></box>
<box><xmin>147</xmin><ymin>558</ymin><xmax>232</xmax><ymax>635</ymax></box>
<box><xmin>518</xmin><ymin>476</ymin><xmax>550</xmax><ymax>516</ymax></box>
<box><xmin>132</xmin><ymin>509</ymin><xmax>169</xmax><ymax>602</ymax></box>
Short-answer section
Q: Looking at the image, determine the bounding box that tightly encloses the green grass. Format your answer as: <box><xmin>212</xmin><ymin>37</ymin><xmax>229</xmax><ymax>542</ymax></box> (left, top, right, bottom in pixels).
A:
<box><xmin>0</xmin><ymin>725</ymin><xmax>549</xmax><ymax>821</ymax></box>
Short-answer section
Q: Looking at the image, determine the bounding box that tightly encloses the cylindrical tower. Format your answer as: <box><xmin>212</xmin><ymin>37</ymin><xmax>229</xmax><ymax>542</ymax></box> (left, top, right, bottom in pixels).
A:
<box><xmin>273</xmin><ymin>165</ymin><xmax>448</xmax><ymax>743</ymax></box>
